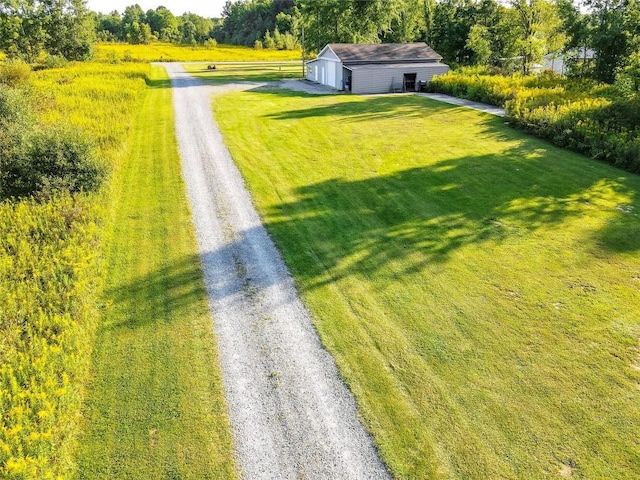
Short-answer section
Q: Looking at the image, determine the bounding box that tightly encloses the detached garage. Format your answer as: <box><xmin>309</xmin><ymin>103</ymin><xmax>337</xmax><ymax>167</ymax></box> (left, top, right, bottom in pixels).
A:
<box><xmin>306</xmin><ymin>43</ymin><xmax>449</xmax><ymax>94</ymax></box>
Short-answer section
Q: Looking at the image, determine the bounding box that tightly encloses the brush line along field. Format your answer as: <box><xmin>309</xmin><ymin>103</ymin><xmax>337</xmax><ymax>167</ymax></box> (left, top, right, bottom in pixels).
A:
<box><xmin>1</xmin><ymin>62</ymin><xmax>149</xmax><ymax>478</ymax></box>
<box><xmin>213</xmin><ymin>90</ymin><xmax>640</xmax><ymax>479</ymax></box>
<box><xmin>1</xmin><ymin>60</ymin><xmax>239</xmax><ymax>477</ymax></box>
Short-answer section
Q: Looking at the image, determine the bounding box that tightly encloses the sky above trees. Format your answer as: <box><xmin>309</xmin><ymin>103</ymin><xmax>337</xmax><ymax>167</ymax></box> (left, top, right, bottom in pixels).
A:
<box><xmin>85</xmin><ymin>0</ymin><xmax>226</xmax><ymax>17</ymax></box>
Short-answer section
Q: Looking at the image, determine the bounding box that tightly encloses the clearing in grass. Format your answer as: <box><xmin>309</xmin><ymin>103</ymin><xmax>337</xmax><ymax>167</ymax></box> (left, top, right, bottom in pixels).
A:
<box><xmin>213</xmin><ymin>90</ymin><xmax>640</xmax><ymax>479</ymax></box>
<box><xmin>76</xmin><ymin>66</ymin><xmax>236</xmax><ymax>479</ymax></box>
<box><xmin>182</xmin><ymin>61</ymin><xmax>302</xmax><ymax>83</ymax></box>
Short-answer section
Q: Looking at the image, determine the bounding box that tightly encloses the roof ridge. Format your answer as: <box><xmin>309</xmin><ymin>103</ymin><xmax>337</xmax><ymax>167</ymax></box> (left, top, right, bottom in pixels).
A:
<box><xmin>323</xmin><ymin>43</ymin><xmax>443</xmax><ymax>62</ymax></box>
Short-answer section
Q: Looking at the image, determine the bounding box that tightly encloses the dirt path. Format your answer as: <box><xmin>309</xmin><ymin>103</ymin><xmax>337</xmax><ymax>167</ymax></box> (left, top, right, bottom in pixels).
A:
<box><xmin>164</xmin><ymin>64</ymin><xmax>390</xmax><ymax>480</ymax></box>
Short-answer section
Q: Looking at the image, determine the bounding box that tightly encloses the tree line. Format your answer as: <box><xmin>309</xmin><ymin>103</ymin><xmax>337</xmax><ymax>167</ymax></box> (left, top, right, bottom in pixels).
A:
<box><xmin>296</xmin><ymin>0</ymin><xmax>639</xmax><ymax>83</ymax></box>
<box><xmin>93</xmin><ymin>5</ymin><xmax>221</xmax><ymax>46</ymax></box>
<box><xmin>1</xmin><ymin>0</ymin><xmax>639</xmax><ymax>84</ymax></box>
<box><xmin>92</xmin><ymin>1</ymin><xmax>299</xmax><ymax>50</ymax></box>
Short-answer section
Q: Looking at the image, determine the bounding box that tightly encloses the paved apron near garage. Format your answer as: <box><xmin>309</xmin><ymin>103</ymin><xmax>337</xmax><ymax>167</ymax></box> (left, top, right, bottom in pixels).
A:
<box><xmin>164</xmin><ymin>63</ymin><xmax>390</xmax><ymax>480</ymax></box>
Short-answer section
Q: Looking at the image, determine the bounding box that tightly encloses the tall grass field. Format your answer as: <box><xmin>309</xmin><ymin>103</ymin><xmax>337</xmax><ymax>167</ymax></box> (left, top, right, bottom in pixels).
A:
<box><xmin>95</xmin><ymin>42</ymin><xmax>303</xmax><ymax>63</ymax></box>
<box><xmin>213</xmin><ymin>90</ymin><xmax>640</xmax><ymax>479</ymax></box>
<box><xmin>1</xmin><ymin>62</ymin><xmax>149</xmax><ymax>478</ymax></box>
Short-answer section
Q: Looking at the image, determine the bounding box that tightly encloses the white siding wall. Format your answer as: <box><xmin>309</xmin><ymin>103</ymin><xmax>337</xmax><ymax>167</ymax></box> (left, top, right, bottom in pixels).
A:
<box><xmin>335</xmin><ymin>63</ymin><xmax>343</xmax><ymax>90</ymax></box>
<box><xmin>306</xmin><ymin>59</ymin><xmax>326</xmax><ymax>83</ymax></box>
<box><xmin>352</xmin><ymin>64</ymin><xmax>450</xmax><ymax>94</ymax></box>
<box><xmin>306</xmin><ymin>58</ymin><xmax>343</xmax><ymax>90</ymax></box>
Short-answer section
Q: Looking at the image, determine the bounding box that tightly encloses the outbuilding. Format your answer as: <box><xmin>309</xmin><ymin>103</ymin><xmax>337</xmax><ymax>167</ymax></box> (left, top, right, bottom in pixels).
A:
<box><xmin>306</xmin><ymin>43</ymin><xmax>449</xmax><ymax>94</ymax></box>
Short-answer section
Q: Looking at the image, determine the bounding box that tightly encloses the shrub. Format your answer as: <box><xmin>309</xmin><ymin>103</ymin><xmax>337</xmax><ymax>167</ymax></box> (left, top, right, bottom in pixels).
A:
<box><xmin>264</xmin><ymin>30</ymin><xmax>276</xmax><ymax>49</ymax></box>
<box><xmin>204</xmin><ymin>38</ymin><xmax>217</xmax><ymax>49</ymax></box>
<box><xmin>281</xmin><ymin>32</ymin><xmax>298</xmax><ymax>51</ymax></box>
<box><xmin>614</xmin><ymin>52</ymin><xmax>640</xmax><ymax>99</ymax></box>
<box><xmin>0</xmin><ymin>85</ymin><xmax>106</xmax><ymax>199</ymax></box>
<box><xmin>42</xmin><ymin>54</ymin><xmax>68</xmax><ymax>69</ymax></box>
<box><xmin>0</xmin><ymin>84</ymin><xmax>31</xmax><ymax>131</ymax></box>
<box><xmin>0</xmin><ymin>60</ymin><xmax>31</xmax><ymax>87</ymax></box>
<box><xmin>0</xmin><ymin>85</ymin><xmax>32</xmax><ymax>192</ymax></box>
<box><xmin>2</xmin><ymin>127</ymin><xmax>106</xmax><ymax>199</ymax></box>
<box><xmin>254</xmin><ymin>39</ymin><xmax>263</xmax><ymax>50</ymax></box>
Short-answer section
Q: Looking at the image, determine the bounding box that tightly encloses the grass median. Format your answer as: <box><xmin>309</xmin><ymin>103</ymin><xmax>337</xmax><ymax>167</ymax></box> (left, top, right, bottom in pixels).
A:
<box><xmin>77</xmin><ymin>66</ymin><xmax>236</xmax><ymax>479</ymax></box>
<box><xmin>213</xmin><ymin>89</ymin><xmax>640</xmax><ymax>479</ymax></box>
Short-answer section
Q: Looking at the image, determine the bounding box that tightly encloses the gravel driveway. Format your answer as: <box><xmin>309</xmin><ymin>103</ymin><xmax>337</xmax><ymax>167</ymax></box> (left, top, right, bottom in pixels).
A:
<box><xmin>164</xmin><ymin>63</ymin><xmax>389</xmax><ymax>480</ymax></box>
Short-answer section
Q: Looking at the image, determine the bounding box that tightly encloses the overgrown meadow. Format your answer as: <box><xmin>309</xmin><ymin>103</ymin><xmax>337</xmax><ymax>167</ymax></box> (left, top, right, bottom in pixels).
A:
<box><xmin>0</xmin><ymin>61</ymin><xmax>150</xmax><ymax>478</ymax></box>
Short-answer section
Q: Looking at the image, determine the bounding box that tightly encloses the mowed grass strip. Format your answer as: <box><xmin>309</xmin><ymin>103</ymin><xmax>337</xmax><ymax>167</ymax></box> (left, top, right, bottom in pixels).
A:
<box><xmin>77</xmin><ymin>66</ymin><xmax>236</xmax><ymax>479</ymax></box>
<box><xmin>183</xmin><ymin>61</ymin><xmax>302</xmax><ymax>83</ymax></box>
<box><xmin>213</xmin><ymin>90</ymin><xmax>640</xmax><ymax>479</ymax></box>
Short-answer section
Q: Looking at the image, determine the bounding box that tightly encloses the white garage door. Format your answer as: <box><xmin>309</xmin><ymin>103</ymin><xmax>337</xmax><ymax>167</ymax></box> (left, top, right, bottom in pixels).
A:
<box><xmin>327</xmin><ymin>61</ymin><xmax>336</xmax><ymax>88</ymax></box>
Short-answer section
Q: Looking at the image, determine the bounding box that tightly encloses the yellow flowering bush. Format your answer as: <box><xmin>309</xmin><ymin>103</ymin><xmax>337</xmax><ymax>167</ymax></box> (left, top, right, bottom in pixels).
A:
<box><xmin>0</xmin><ymin>195</ymin><xmax>101</xmax><ymax>479</ymax></box>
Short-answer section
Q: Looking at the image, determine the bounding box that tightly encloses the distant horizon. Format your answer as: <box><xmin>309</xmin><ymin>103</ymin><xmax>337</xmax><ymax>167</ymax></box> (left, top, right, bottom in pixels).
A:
<box><xmin>85</xmin><ymin>0</ymin><xmax>227</xmax><ymax>18</ymax></box>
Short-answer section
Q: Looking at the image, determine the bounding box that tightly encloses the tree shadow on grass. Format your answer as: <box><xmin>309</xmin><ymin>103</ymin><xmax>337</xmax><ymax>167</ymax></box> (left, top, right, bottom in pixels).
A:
<box><xmin>105</xmin><ymin>87</ymin><xmax>639</xmax><ymax>319</ymax></box>
<box><xmin>104</xmin><ymin>253</ymin><xmax>206</xmax><ymax>331</ymax></box>
<box><xmin>145</xmin><ymin>76</ymin><xmax>172</xmax><ymax>89</ymax></box>
<box><xmin>104</xmin><ymin>226</ymin><xmax>296</xmax><ymax>331</ymax></box>
<box><xmin>260</xmin><ymin>147</ymin><xmax>639</xmax><ymax>290</ymax></box>
<box><xmin>261</xmin><ymin>91</ymin><xmax>454</xmax><ymax>122</ymax></box>
<box><xmin>104</xmin><ymin>146</ymin><xmax>639</xmax><ymax>323</ymax></box>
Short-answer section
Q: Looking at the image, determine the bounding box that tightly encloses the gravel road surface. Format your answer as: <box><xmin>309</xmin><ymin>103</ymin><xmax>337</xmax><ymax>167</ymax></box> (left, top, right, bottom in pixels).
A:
<box><xmin>164</xmin><ymin>63</ymin><xmax>390</xmax><ymax>480</ymax></box>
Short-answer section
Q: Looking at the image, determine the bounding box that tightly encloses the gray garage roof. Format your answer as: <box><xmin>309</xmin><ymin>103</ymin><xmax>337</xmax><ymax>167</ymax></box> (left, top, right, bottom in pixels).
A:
<box><xmin>327</xmin><ymin>43</ymin><xmax>443</xmax><ymax>64</ymax></box>
<box><xmin>344</xmin><ymin>62</ymin><xmax>447</xmax><ymax>71</ymax></box>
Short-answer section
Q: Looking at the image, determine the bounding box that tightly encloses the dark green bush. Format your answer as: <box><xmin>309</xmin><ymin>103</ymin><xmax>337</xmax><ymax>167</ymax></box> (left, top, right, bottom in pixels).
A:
<box><xmin>0</xmin><ymin>85</ymin><xmax>106</xmax><ymax>199</ymax></box>
<box><xmin>593</xmin><ymin>97</ymin><xmax>640</xmax><ymax>131</ymax></box>
<box><xmin>43</xmin><ymin>54</ymin><xmax>69</xmax><ymax>69</ymax></box>
<box><xmin>2</xmin><ymin>127</ymin><xmax>106</xmax><ymax>198</ymax></box>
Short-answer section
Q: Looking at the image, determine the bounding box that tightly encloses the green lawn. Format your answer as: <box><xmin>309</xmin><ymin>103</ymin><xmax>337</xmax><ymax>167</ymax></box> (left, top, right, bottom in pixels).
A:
<box><xmin>183</xmin><ymin>61</ymin><xmax>303</xmax><ymax>83</ymax></box>
<box><xmin>77</xmin><ymin>66</ymin><xmax>236</xmax><ymax>479</ymax></box>
<box><xmin>213</xmin><ymin>90</ymin><xmax>640</xmax><ymax>479</ymax></box>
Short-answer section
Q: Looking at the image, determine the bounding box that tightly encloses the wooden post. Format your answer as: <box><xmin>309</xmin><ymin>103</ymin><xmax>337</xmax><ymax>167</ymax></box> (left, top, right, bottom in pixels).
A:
<box><xmin>301</xmin><ymin>26</ymin><xmax>305</xmax><ymax>79</ymax></box>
